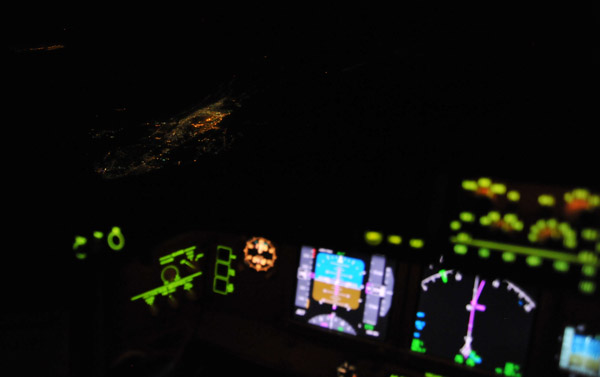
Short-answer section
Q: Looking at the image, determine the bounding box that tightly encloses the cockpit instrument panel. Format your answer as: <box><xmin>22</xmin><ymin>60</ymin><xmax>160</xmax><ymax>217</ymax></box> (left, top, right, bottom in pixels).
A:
<box><xmin>412</xmin><ymin>264</ymin><xmax>537</xmax><ymax>376</ymax></box>
<box><xmin>293</xmin><ymin>246</ymin><xmax>395</xmax><ymax>340</ymax></box>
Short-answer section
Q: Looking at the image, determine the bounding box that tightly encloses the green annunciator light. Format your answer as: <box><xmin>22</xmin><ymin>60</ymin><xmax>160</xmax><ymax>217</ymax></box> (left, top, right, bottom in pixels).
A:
<box><xmin>410</xmin><ymin>338</ymin><xmax>426</xmax><ymax>353</ymax></box>
<box><xmin>579</xmin><ymin>281</ymin><xmax>596</xmax><ymax>294</ymax></box>
<box><xmin>478</xmin><ymin>248</ymin><xmax>491</xmax><ymax>259</ymax></box>
<box><xmin>107</xmin><ymin>227</ymin><xmax>125</xmax><ymax>251</ymax></box>
<box><xmin>454</xmin><ymin>244</ymin><xmax>468</xmax><ymax>255</ymax></box>
<box><xmin>410</xmin><ymin>239</ymin><xmax>424</xmax><ymax>249</ymax></box>
<box><xmin>450</xmin><ymin>221</ymin><xmax>461</xmax><ymax>231</ymax></box>
<box><xmin>526</xmin><ymin>255</ymin><xmax>542</xmax><ymax>267</ymax></box>
<box><xmin>507</xmin><ymin>190</ymin><xmax>520</xmax><ymax>202</ymax></box>
<box><xmin>387</xmin><ymin>235</ymin><xmax>402</xmax><ymax>245</ymax></box>
<box><xmin>73</xmin><ymin>236</ymin><xmax>87</xmax><ymax>250</ymax></box>
<box><xmin>365</xmin><ymin>231</ymin><xmax>383</xmax><ymax>246</ymax></box>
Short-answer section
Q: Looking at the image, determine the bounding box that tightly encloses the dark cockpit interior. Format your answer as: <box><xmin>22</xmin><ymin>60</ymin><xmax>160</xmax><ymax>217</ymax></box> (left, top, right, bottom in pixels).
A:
<box><xmin>4</xmin><ymin>7</ymin><xmax>597</xmax><ymax>377</ymax></box>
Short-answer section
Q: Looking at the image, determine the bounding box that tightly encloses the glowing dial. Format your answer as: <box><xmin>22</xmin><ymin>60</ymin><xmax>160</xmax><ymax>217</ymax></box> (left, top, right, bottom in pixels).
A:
<box><xmin>243</xmin><ymin>237</ymin><xmax>277</xmax><ymax>272</ymax></box>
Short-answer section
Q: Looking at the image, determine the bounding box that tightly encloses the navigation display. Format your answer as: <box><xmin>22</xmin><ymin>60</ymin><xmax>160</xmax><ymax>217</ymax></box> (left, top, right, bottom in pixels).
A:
<box><xmin>292</xmin><ymin>246</ymin><xmax>395</xmax><ymax>340</ymax></box>
<box><xmin>559</xmin><ymin>325</ymin><xmax>600</xmax><ymax>376</ymax></box>
<box><xmin>411</xmin><ymin>265</ymin><xmax>537</xmax><ymax>376</ymax></box>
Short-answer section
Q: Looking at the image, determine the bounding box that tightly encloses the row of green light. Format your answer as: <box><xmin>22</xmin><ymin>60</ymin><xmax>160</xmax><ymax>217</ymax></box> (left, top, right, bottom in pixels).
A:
<box><xmin>453</xmin><ymin>213</ymin><xmax>598</xmax><ymax>252</ymax></box>
<box><xmin>450</xmin><ymin>235</ymin><xmax>598</xmax><ymax>294</ymax></box>
<box><xmin>72</xmin><ymin>227</ymin><xmax>125</xmax><ymax>260</ymax></box>
<box><xmin>365</xmin><ymin>231</ymin><xmax>424</xmax><ymax>249</ymax></box>
<box><xmin>213</xmin><ymin>245</ymin><xmax>236</xmax><ymax>295</ymax></box>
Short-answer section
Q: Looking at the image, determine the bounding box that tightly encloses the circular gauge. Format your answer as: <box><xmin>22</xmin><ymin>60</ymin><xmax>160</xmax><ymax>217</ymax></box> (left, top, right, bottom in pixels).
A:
<box><xmin>308</xmin><ymin>312</ymin><xmax>357</xmax><ymax>335</ymax></box>
<box><xmin>243</xmin><ymin>237</ymin><xmax>277</xmax><ymax>272</ymax></box>
<box><xmin>412</xmin><ymin>268</ymin><xmax>537</xmax><ymax>375</ymax></box>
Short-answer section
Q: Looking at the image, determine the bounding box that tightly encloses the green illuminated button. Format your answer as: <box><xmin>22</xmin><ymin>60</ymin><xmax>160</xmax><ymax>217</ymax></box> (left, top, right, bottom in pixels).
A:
<box><xmin>93</xmin><ymin>231</ymin><xmax>104</xmax><ymax>239</ymax></box>
<box><xmin>502</xmin><ymin>252</ymin><xmax>516</xmax><ymax>263</ymax></box>
<box><xmin>491</xmin><ymin>183</ymin><xmax>507</xmax><ymax>195</ymax></box>
<box><xmin>526</xmin><ymin>255</ymin><xmax>542</xmax><ymax>267</ymax></box>
<box><xmin>409</xmin><ymin>239</ymin><xmax>424</xmax><ymax>249</ymax></box>
<box><xmin>462</xmin><ymin>180</ymin><xmax>478</xmax><ymax>191</ymax></box>
<box><xmin>365</xmin><ymin>231</ymin><xmax>383</xmax><ymax>246</ymax></box>
<box><xmin>579</xmin><ymin>280</ymin><xmax>596</xmax><ymax>294</ymax></box>
<box><xmin>582</xmin><ymin>265</ymin><xmax>597</xmax><ymax>277</ymax></box>
<box><xmin>507</xmin><ymin>190</ymin><xmax>520</xmax><ymax>202</ymax></box>
<box><xmin>387</xmin><ymin>235</ymin><xmax>402</xmax><ymax>245</ymax></box>
<box><xmin>454</xmin><ymin>244</ymin><xmax>468</xmax><ymax>255</ymax></box>
<box><xmin>460</xmin><ymin>212</ymin><xmax>475</xmax><ymax>222</ymax></box>
<box><xmin>107</xmin><ymin>227</ymin><xmax>125</xmax><ymax>251</ymax></box>
<box><xmin>450</xmin><ymin>221</ymin><xmax>461</xmax><ymax>231</ymax></box>
<box><xmin>553</xmin><ymin>260</ymin><xmax>570</xmax><ymax>273</ymax></box>
<box><xmin>478</xmin><ymin>248</ymin><xmax>491</xmax><ymax>259</ymax></box>
<box><xmin>478</xmin><ymin>177</ymin><xmax>492</xmax><ymax>188</ymax></box>
<box><xmin>538</xmin><ymin>194</ymin><xmax>556</xmax><ymax>207</ymax></box>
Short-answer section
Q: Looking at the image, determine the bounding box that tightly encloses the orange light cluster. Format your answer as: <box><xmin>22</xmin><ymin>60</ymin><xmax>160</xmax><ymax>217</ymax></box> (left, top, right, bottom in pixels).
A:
<box><xmin>243</xmin><ymin>237</ymin><xmax>277</xmax><ymax>272</ymax></box>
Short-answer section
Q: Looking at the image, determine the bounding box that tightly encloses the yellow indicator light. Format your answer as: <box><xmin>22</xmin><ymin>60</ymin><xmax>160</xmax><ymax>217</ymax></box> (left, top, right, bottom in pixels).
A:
<box><xmin>450</xmin><ymin>221</ymin><xmax>462</xmax><ymax>231</ymax></box>
<box><xmin>459</xmin><ymin>212</ymin><xmax>475</xmax><ymax>222</ymax></box>
<box><xmin>409</xmin><ymin>239</ymin><xmax>424</xmax><ymax>249</ymax></box>
<box><xmin>387</xmin><ymin>235</ymin><xmax>402</xmax><ymax>245</ymax></box>
<box><xmin>489</xmin><ymin>211</ymin><xmax>501</xmax><ymax>222</ymax></box>
<box><xmin>507</xmin><ymin>190</ymin><xmax>521</xmax><ymax>202</ymax></box>
<box><xmin>526</xmin><ymin>256</ymin><xmax>542</xmax><ymax>267</ymax></box>
<box><xmin>491</xmin><ymin>183</ymin><xmax>507</xmax><ymax>195</ymax></box>
<box><xmin>462</xmin><ymin>180</ymin><xmax>478</xmax><ymax>191</ymax></box>
<box><xmin>478</xmin><ymin>248</ymin><xmax>490</xmax><ymax>258</ymax></box>
<box><xmin>538</xmin><ymin>194</ymin><xmax>556</xmax><ymax>207</ymax></box>
<box><xmin>454</xmin><ymin>245</ymin><xmax>468</xmax><ymax>255</ymax></box>
<box><xmin>502</xmin><ymin>252</ymin><xmax>516</xmax><ymax>263</ymax></box>
<box><xmin>553</xmin><ymin>260</ymin><xmax>570</xmax><ymax>273</ymax></box>
<box><xmin>456</xmin><ymin>233</ymin><xmax>472</xmax><ymax>243</ymax></box>
<box><xmin>480</xmin><ymin>216</ymin><xmax>492</xmax><ymax>226</ymax></box>
<box><xmin>365</xmin><ymin>231</ymin><xmax>383</xmax><ymax>246</ymax></box>
<box><xmin>478</xmin><ymin>177</ymin><xmax>492</xmax><ymax>188</ymax></box>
